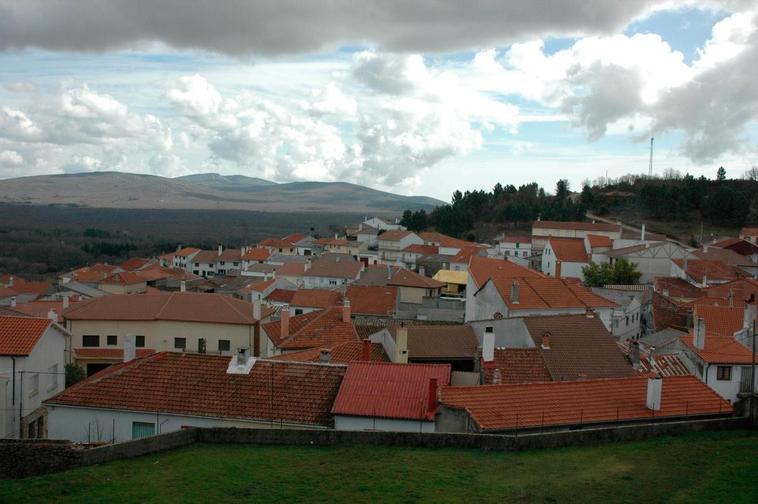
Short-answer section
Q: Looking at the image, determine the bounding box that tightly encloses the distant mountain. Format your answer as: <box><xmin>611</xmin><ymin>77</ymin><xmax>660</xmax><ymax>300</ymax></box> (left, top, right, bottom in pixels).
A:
<box><xmin>176</xmin><ymin>172</ymin><xmax>277</xmax><ymax>189</ymax></box>
<box><xmin>0</xmin><ymin>171</ymin><xmax>443</xmax><ymax>214</ymax></box>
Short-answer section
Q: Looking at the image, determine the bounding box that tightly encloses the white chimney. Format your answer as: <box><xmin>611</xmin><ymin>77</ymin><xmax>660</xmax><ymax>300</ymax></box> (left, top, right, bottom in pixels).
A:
<box><xmin>693</xmin><ymin>317</ymin><xmax>705</xmax><ymax>350</ymax></box>
<box><xmin>10</xmin><ymin>296</ymin><xmax>16</xmax><ymax>307</ymax></box>
<box><xmin>702</xmin><ymin>273</ymin><xmax>708</xmax><ymax>287</ymax></box>
<box><xmin>280</xmin><ymin>305</ymin><xmax>290</xmax><ymax>340</ymax></box>
<box><xmin>180</xmin><ymin>280</ymin><xmax>186</xmax><ymax>292</ymax></box>
<box><xmin>744</xmin><ymin>301</ymin><xmax>756</xmax><ymax>329</ymax></box>
<box><xmin>395</xmin><ymin>324</ymin><xmax>409</xmax><ymax>364</ymax></box>
<box><xmin>47</xmin><ymin>309</ymin><xmax>57</xmax><ymax>321</ymax></box>
<box><xmin>510</xmin><ymin>281</ymin><xmax>520</xmax><ymax>304</ymax></box>
<box><xmin>218</xmin><ymin>244</ymin><xmax>223</xmax><ymax>256</ymax></box>
<box><xmin>342</xmin><ymin>300</ymin><xmax>351</xmax><ymax>323</ymax></box>
<box><xmin>62</xmin><ymin>296</ymin><xmax>69</xmax><ymax>309</ymax></box>
<box><xmin>491</xmin><ymin>368</ymin><xmax>502</xmax><ymax>385</ymax></box>
<box><xmin>482</xmin><ymin>326</ymin><xmax>495</xmax><ymax>362</ymax></box>
<box><xmin>418</xmin><ymin>266</ymin><xmax>426</xmax><ymax>277</ymax></box>
<box><xmin>253</xmin><ymin>298</ymin><xmax>262</xmax><ymax>321</ymax></box>
<box><xmin>728</xmin><ymin>289</ymin><xmax>734</xmax><ymax>308</ymax></box>
<box><xmin>123</xmin><ymin>334</ymin><xmax>136</xmax><ymax>362</ymax></box>
<box><xmin>646</xmin><ymin>375</ymin><xmax>663</xmax><ymax>411</ymax></box>
<box><xmin>8</xmin><ymin>275</ymin><xmax>14</xmax><ymax>287</ymax></box>
<box><xmin>320</xmin><ymin>348</ymin><xmax>332</xmax><ymax>363</ymax></box>
<box><xmin>227</xmin><ymin>348</ymin><xmax>255</xmax><ymax>374</ymax></box>
<box><xmin>641</xmin><ymin>223</ymin><xmax>646</xmax><ymax>241</ymax></box>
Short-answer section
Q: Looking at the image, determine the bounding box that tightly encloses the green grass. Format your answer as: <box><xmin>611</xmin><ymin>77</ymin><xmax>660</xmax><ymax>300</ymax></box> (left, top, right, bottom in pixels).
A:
<box><xmin>1</xmin><ymin>430</ymin><xmax>756</xmax><ymax>503</ymax></box>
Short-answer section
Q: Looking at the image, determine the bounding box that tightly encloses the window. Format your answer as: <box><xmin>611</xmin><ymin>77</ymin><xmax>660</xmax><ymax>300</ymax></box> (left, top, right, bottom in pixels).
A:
<box><xmin>295</xmin><ymin>308</ymin><xmax>304</xmax><ymax>316</ymax></box>
<box><xmin>132</xmin><ymin>421</ymin><xmax>155</xmax><ymax>439</ymax></box>
<box><xmin>48</xmin><ymin>364</ymin><xmax>58</xmax><ymax>392</ymax></box>
<box><xmin>82</xmin><ymin>335</ymin><xmax>100</xmax><ymax>347</ymax></box>
<box><xmin>218</xmin><ymin>339</ymin><xmax>230</xmax><ymax>352</ymax></box>
<box><xmin>135</xmin><ymin>335</ymin><xmax>145</xmax><ymax>348</ymax></box>
<box><xmin>107</xmin><ymin>335</ymin><xmax>117</xmax><ymax>346</ymax></box>
<box><xmin>329</xmin><ymin>280</ymin><xmax>338</xmax><ymax>286</ymax></box>
<box><xmin>174</xmin><ymin>337</ymin><xmax>186</xmax><ymax>350</ymax></box>
<box><xmin>30</xmin><ymin>373</ymin><xmax>39</xmax><ymax>396</ymax></box>
<box><xmin>716</xmin><ymin>366</ymin><xmax>732</xmax><ymax>381</ymax></box>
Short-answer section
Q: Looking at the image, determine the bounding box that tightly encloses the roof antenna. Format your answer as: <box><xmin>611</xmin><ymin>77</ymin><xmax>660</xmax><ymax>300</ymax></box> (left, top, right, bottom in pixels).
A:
<box><xmin>648</xmin><ymin>137</ymin><xmax>654</xmax><ymax>177</ymax></box>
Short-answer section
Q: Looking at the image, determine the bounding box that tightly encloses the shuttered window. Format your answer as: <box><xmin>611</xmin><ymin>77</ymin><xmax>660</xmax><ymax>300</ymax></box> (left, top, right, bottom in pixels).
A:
<box><xmin>132</xmin><ymin>422</ymin><xmax>155</xmax><ymax>439</ymax></box>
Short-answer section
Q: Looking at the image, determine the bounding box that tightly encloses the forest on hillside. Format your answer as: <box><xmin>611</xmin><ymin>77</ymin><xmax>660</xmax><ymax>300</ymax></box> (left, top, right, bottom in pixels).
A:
<box><xmin>401</xmin><ymin>166</ymin><xmax>758</xmax><ymax>241</ymax></box>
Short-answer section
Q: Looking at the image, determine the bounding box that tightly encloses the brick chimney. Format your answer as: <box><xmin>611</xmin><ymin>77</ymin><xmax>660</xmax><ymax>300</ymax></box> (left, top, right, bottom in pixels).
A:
<box><xmin>510</xmin><ymin>281</ymin><xmax>520</xmax><ymax>304</ymax></box>
<box><xmin>482</xmin><ymin>326</ymin><xmax>495</xmax><ymax>362</ymax></box>
<box><xmin>123</xmin><ymin>334</ymin><xmax>136</xmax><ymax>362</ymax></box>
<box><xmin>693</xmin><ymin>317</ymin><xmax>705</xmax><ymax>350</ymax></box>
<box><xmin>427</xmin><ymin>378</ymin><xmax>438</xmax><ymax>415</ymax></box>
<box><xmin>395</xmin><ymin>324</ymin><xmax>408</xmax><ymax>364</ymax></box>
<box><xmin>280</xmin><ymin>305</ymin><xmax>290</xmax><ymax>340</ymax></box>
<box><xmin>319</xmin><ymin>348</ymin><xmax>331</xmax><ymax>363</ymax></box>
<box><xmin>342</xmin><ymin>300</ymin><xmax>351</xmax><ymax>323</ymax></box>
<box><xmin>362</xmin><ymin>339</ymin><xmax>372</xmax><ymax>361</ymax></box>
<box><xmin>541</xmin><ymin>331</ymin><xmax>551</xmax><ymax>350</ymax></box>
<box><xmin>646</xmin><ymin>374</ymin><xmax>662</xmax><ymax>411</ymax></box>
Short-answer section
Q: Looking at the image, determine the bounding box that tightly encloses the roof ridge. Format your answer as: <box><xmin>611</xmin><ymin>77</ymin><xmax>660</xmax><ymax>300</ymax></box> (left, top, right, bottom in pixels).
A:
<box><xmin>154</xmin><ymin>291</ymin><xmax>177</xmax><ymax>319</ymax></box>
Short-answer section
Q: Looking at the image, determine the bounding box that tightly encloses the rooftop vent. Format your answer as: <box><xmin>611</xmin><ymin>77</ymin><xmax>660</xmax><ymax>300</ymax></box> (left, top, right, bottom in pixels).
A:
<box><xmin>227</xmin><ymin>348</ymin><xmax>255</xmax><ymax>374</ymax></box>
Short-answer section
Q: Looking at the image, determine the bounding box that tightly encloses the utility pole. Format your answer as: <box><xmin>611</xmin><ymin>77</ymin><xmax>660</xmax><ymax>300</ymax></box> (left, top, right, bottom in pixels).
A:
<box><xmin>648</xmin><ymin>137</ymin><xmax>654</xmax><ymax>177</ymax></box>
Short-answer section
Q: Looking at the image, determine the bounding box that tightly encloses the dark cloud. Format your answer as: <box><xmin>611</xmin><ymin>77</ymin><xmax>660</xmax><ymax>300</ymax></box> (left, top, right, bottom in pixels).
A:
<box><xmin>0</xmin><ymin>0</ymin><xmax>660</xmax><ymax>55</ymax></box>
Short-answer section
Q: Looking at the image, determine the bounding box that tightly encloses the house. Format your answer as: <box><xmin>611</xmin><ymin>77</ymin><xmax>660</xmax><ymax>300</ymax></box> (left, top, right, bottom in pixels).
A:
<box><xmin>118</xmin><ymin>257</ymin><xmax>154</xmax><ymax>272</ymax></box>
<box><xmin>301</xmin><ymin>257</ymin><xmax>364</xmax><ymax>289</ymax></box>
<box><xmin>469</xmin><ymin>277</ymin><xmax>617</xmax><ymax>329</ymax></box>
<box><xmin>419</xmin><ymin>232</ymin><xmax>476</xmax><ymax>257</ymax></box>
<box><xmin>591</xmin><ymin>287</ymin><xmax>645</xmax><ymax>340</ymax></box>
<box><xmin>432</xmin><ymin>269</ymin><xmax>468</xmax><ymax>297</ymax></box>
<box><xmin>616</xmin><ymin>339</ymin><xmax>691</xmax><ymax>377</ymax></box>
<box><xmin>464</xmin><ymin>255</ymin><xmax>543</xmax><ymax>322</ymax></box>
<box><xmin>260</xmin><ymin>305</ymin><xmax>358</xmax><ymax>356</ymax></box>
<box><xmin>369</xmin><ymin>324</ymin><xmax>478</xmax><ymax>371</ymax></box>
<box><xmin>450</xmin><ymin>245</ymin><xmax>487</xmax><ymax>271</ymax></box>
<box><xmin>497</xmin><ymin>236</ymin><xmax>532</xmax><ymax>261</ymax></box>
<box><xmin>63</xmin><ymin>292</ymin><xmax>268</xmax><ymax>376</ymax></box>
<box><xmin>45</xmin><ymin>351</ymin><xmax>347</xmax><ymax>443</ymax></box>
<box><xmin>216</xmin><ymin>248</ymin><xmax>243</xmax><ymax>275</ymax></box>
<box><xmin>344</xmin><ymin>285</ymin><xmax>397</xmax><ymax>317</ymax></box>
<box><xmin>0</xmin><ymin>275</ymin><xmax>51</xmax><ymax>299</ymax></box>
<box><xmin>671</xmin><ymin>258</ymin><xmax>747</xmax><ymax>287</ymax></box>
<box><xmin>606</xmin><ymin>242</ymin><xmax>696</xmax><ymax>284</ymax></box>
<box><xmin>12</xmin><ymin>297</ymin><xmax>82</xmax><ymax>323</ymax></box>
<box><xmin>331</xmin><ymin>361</ymin><xmax>451</xmax><ymax>432</ymax></box>
<box><xmin>386</xmin><ymin>268</ymin><xmax>444</xmax><ymax>305</ymax></box>
<box><xmin>288</xmin><ymin>289</ymin><xmax>343</xmax><ymax>315</ymax></box>
<box><xmin>191</xmin><ymin>249</ymin><xmax>220</xmax><ymax>278</ymax></box>
<box><xmin>399</xmin><ymin>244</ymin><xmax>438</xmax><ymax>270</ymax></box>
<box><xmin>694</xmin><ymin>244</ymin><xmax>758</xmax><ymax>278</ymax></box>
<box><xmin>314</xmin><ymin>238</ymin><xmax>366</xmax><ymax>257</ymax></box>
<box><xmin>531</xmin><ymin>220</ymin><xmax>622</xmax><ymax>252</ymax></box>
<box><xmin>259</xmin><ymin>237</ymin><xmax>299</xmax><ymax>255</ymax></box>
<box><xmin>356</xmin><ymin>223</ymin><xmax>380</xmax><ymax>248</ymax></box>
<box><xmin>363</xmin><ymin>217</ymin><xmax>406</xmax><ymax>232</ymax></box>
<box><xmin>377</xmin><ymin>231</ymin><xmax>423</xmax><ymax>263</ymax></box>
<box><xmin>437</xmin><ymin>375</ymin><xmax>732</xmax><ymax>433</ymax></box>
<box><xmin>678</xmin><ymin>314</ymin><xmax>757</xmax><ymax>402</ymax></box>
<box><xmin>713</xmin><ymin>237</ymin><xmax>758</xmax><ymax>259</ymax></box>
<box><xmin>98</xmin><ymin>272</ymin><xmax>147</xmax><ymax>295</ymax></box>
<box><xmin>169</xmin><ymin>247</ymin><xmax>201</xmax><ymax>271</ymax></box>
<box><xmin>541</xmin><ymin>237</ymin><xmax>589</xmax><ymax>278</ymax></box>
<box><xmin>0</xmin><ymin>316</ymin><xmax>68</xmax><ymax>439</ymax></box>
<box><xmin>270</xmin><ymin>339</ymin><xmax>389</xmax><ymax>364</ymax></box>
<box><xmin>738</xmin><ymin>227</ymin><xmax>758</xmax><ymax>245</ymax></box>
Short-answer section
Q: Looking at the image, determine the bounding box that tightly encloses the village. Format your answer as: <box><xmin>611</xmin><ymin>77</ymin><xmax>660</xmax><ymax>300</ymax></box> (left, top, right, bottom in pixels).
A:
<box><xmin>1</xmin><ymin>215</ymin><xmax>756</xmax><ymax>444</ymax></box>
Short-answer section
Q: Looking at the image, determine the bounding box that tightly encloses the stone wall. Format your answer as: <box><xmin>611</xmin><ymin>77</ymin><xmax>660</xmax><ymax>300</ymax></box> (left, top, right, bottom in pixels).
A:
<box><xmin>0</xmin><ymin>439</ymin><xmax>82</xmax><ymax>479</ymax></box>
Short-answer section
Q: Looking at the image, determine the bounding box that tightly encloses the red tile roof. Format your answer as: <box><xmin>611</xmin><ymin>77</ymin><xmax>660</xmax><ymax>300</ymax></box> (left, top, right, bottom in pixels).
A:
<box><xmin>0</xmin><ymin>275</ymin><xmax>51</xmax><ymax>296</ymax></box>
<box><xmin>262</xmin><ymin>307</ymin><xmax>358</xmax><ymax>350</ymax></box>
<box><xmin>533</xmin><ymin>220</ymin><xmax>619</xmax><ymax>232</ymax></box>
<box><xmin>441</xmin><ymin>375</ymin><xmax>732</xmax><ymax>432</ymax></box>
<box><xmin>487</xmin><ymin>277</ymin><xmax>617</xmax><ymax>310</ymax></box>
<box><xmin>46</xmin><ymin>352</ymin><xmax>346</xmax><ymax>426</ymax></box>
<box><xmin>400</xmin><ymin>325</ymin><xmax>478</xmax><ymax>360</ymax></box>
<box><xmin>740</xmin><ymin>227</ymin><xmax>758</xmax><ymax>236</ymax></box>
<box><xmin>616</xmin><ymin>341</ymin><xmax>691</xmax><ymax>377</ymax></box>
<box><xmin>282</xmin><ymin>233</ymin><xmax>307</xmax><ymax>245</ymax></box>
<box><xmin>0</xmin><ymin>316</ymin><xmax>53</xmax><ymax>356</ymax></box>
<box><xmin>304</xmin><ymin>258</ymin><xmax>363</xmax><ymax>279</ymax></box>
<box><xmin>290</xmin><ymin>289</ymin><xmax>343</xmax><ymax>309</ymax></box>
<box><xmin>73</xmin><ymin>348</ymin><xmax>156</xmax><ymax>360</ymax></box>
<box><xmin>378</xmin><ymin>230</ymin><xmax>415</xmax><ymax>242</ymax></box>
<box><xmin>468</xmin><ymin>255</ymin><xmax>543</xmax><ymax>288</ymax></box>
<box><xmin>586</xmin><ymin>234</ymin><xmax>612</xmax><ymax>248</ymax></box>
<box><xmin>174</xmin><ymin>247</ymin><xmax>200</xmax><ymax>257</ymax></box>
<box><xmin>693</xmin><ymin>304</ymin><xmax>747</xmax><ymax>337</ymax></box>
<box><xmin>332</xmin><ymin>362</ymin><xmax>451</xmax><ymax>420</ymax></box>
<box><xmin>548</xmin><ymin>237</ymin><xmax>589</xmax><ymax>263</ymax></box>
<box><xmin>402</xmin><ymin>244</ymin><xmax>439</xmax><ymax>256</ymax></box>
<box><xmin>239</xmin><ymin>278</ymin><xmax>276</xmax><ymax>294</ymax></box>
<box><xmin>118</xmin><ymin>258</ymin><xmax>152</xmax><ymax>271</ymax></box>
<box><xmin>388</xmin><ymin>268</ymin><xmax>444</xmax><ymax>289</ymax></box>
<box><xmin>0</xmin><ymin>286</ymin><xmax>18</xmax><ymax>297</ymax></box>
<box><xmin>64</xmin><ymin>292</ymin><xmax>261</xmax><ymax>325</ymax></box>
<box><xmin>499</xmin><ymin>236</ymin><xmax>531</xmax><ymax>244</ymax></box>
<box><xmin>100</xmin><ymin>271</ymin><xmax>146</xmax><ymax>286</ymax></box>
<box><xmin>703</xmin><ymin>279</ymin><xmax>758</xmax><ymax>307</ymax></box>
<box><xmin>451</xmin><ymin>245</ymin><xmax>485</xmax><ymax>264</ymax></box>
<box><xmin>241</xmin><ymin>247</ymin><xmax>272</xmax><ymax>261</ymax></box>
<box><xmin>419</xmin><ymin>232</ymin><xmax>475</xmax><ymax>249</ymax></box>
<box><xmin>277</xmin><ymin>262</ymin><xmax>306</xmax><ymax>277</ymax></box>
<box><xmin>345</xmin><ymin>285</ymin><xmax>397</xmax><ymax>316</ymax></box>
<box><xmin>681</xmin><ymin>334</ymin><xmax>755</xmax><ymax>364</ymax></box>
<box><xmin>265</xmin><ymin>288</ymin><xmax>297</xmax><ymax>304</ymax></box>
<box><xmin>13</xmin><ymin>299</ymin><xmax>82</xmax><ymax>322</ymax></box>
<box><xmin>483</xmin><ymin>348</ymin><xmax>552</xmax><ymax>384</ymax></box>
<box><xmin>259</xmin><ymin>238</ymin><xmax>296</xmax><ymax>249</ymax></box>
<box><xmin>218</xmin><ymin>249</ymin><xmax>242</xmax><ymax>263</ymax></box>
<box><xmin>655</xmin><ymin>277</ymin><xmax>704</xmax><ymax>300</ymax></box>
<box><xmin>270</xmin><ymin>340</ymin><xmax>389</xmax><ymax>364</ymax></box>
<box><xmin>672</xmin><ymin>259</ymin><xmax>748</xmax><ymax>283</ymax></box>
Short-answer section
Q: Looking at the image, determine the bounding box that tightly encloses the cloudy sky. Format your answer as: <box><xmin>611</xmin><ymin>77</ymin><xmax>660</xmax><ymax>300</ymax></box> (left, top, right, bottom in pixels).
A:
<box><xmin>0</xmin><ymin>1</ymin><xmax>756</xmax><ymax>200</ymax></box>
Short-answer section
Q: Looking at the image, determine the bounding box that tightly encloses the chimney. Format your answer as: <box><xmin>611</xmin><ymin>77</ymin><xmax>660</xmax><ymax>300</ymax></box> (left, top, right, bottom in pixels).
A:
<box><xmin>541</xmin><ymin>331</ymin><xmax>551</xmax><ymax>350</ymax></box>
<box><xmin>62</xmin><ymin>296</ymin><xmax>70</xmax><ymax>309</ymax></box>
<box><xmin>702</xmin><ymin>273</ymin><xmax>708</xmax><ymax>287</ymax></box>
<box><xmin>227</xmin><ymin>347</ymin><xmax>255</xmax><ymax>374</ymax></box>
<box><xmin>641</xmin><ymin>223</ymin><xmax>646</xmax><ymax>241</ymax></box>
<box><xmin>662</xmin><ymin>288</ymin><xmax>670</xmax><ymax>297</ymax></box>
<box><xmin>280</xmin><ymin>306</ymin><xmax>290</xmax><ymax>340</ymax></box>
<box><xmin>10</xmin><ymin>296</ymin><xmax>16</xmax><ymax>308</ymax></box>
<box><xmin>585</xmin><ymin>308</ymin><xmax>595</xmax><ymax>318</ymax></box>
<box><xmin>395</xmin><ymin>324</ymin><xmax>408</xmax><ymax>364</ymax></box>
<box><xmin>253</xmin><ymin>298</ymin><xmax>262</xmax><ymax>321</ymax></box>
<box><xmin>218</xmin><ymin>244</ymin><xmax>223</xmax><ymax>256</ymax></box>
<box><xmin>180</xmin><ymin>280</ymin><xmax>186</xmax><ymax>292</ymax></box>
<box><xmin>693</xmin><ymin>317</ymin><xmax>705</xmax><ymax>350</ymax></box>
<box><xmin>482</xmin><ymin>326</ymin><xmax>495</xmax><ymax>362</ymax></box>
<box><xmin>630</xmin><ymin>341</ymin><xmax>641</xmax><ymax>369</ymax></box>
<box><xmin>342</xmin><ymin>300</ymin><xmax>351</xmax><ymax>323</ymax></box>
<box><xmin>362</xmin><ymin>339</ymin><xmax>372</xmax><ymax>361</ymax></box>
<box><xmin>319</xmin><ymin>348</ymin><xmax>332</xmax><ymax>363</ymax></box>
<box><xmin>728</xmin><ymin>289</ymin><xmax>734</xmax><ymax>308</ymax></box>
<box><xmin>703</xmin><ymin>244</ymin><xmax>709</xmax><ymax>253</ymax></box>
<box><xmin>8</xmin><ymin>275</ymin><xmax>13</xmax><ymax>287</ymax></box>
<box><xmin>123</xmin><ymin>334</ymin><xmax>136</xmax><ymax>362</ymax></box>
<box><xmin>509</xmin><ymin>281</ymin><xmax>520</xmax><ymax>305</ymax></box>
<box><xmin>387</xmin><ymin>264</ymin><xmax>392</xmax><ymax>280</ymax></box>
<box><xmin>237</xmin><ymin>347</ymin><xmax>250</xmax><ymax>366</ymax></box>
<box><xmin>491</xmin><ymin>368</ymin><xmax>502</xmax><ymax>384</ymax></box>
<box><xmin>47</xmin><ymin>309</ymin><xmax>57</xmax><ymax>321</ymax></box>
<box><xmin>176</xmin><ymin>245</ymin><xmax>181</xmax><ymax>252</ymax></box>
<box><xmin>427</xmin><ymin>378</ymin><xmax>438</xmax><ymax>414</ymax></box>
<box><xmin>304</xmin><ymin>259</ymin><xmax>311</xmax><ymax>272</ymax></box>
<box><xmin>646</xmin><ymin>375</ymin><xmax>663</xmax><ymax>411</ymax></box>
<box><xmin>419</xmin><ymin>266</ymin><xmax>426</xmax><ymax>277</ymax></box>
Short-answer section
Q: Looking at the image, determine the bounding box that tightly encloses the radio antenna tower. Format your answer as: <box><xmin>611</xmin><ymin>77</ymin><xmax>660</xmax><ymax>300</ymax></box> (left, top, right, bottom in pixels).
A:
<box><xmin>648</xmin><ymin>137</ymin><xmax>654</xmax><ymax>177</ymax></box>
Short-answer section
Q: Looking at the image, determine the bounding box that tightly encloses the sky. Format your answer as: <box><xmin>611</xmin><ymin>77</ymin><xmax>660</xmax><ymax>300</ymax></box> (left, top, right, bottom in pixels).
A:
<box><xmin>0</xmin><ymin>1</ymin><xmax>757</xmax><ymax>201</ymax></box>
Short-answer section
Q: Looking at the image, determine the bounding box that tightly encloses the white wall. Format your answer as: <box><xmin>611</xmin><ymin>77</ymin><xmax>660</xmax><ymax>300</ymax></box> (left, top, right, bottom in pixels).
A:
<box><xmin>701</xmin><ymin>364</ymin><xmax>756</xmax><ymax>403</ymax></box>
<box><xmin>334</xmin><ymin>415</ymin><xmax>436</xmax><ymax>433</ymax></box>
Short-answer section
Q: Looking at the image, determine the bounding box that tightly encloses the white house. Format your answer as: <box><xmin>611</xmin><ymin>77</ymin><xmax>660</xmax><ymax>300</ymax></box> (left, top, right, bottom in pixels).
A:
<box><xmin>377</xmin><ymin>231</ymin><xmax>423</xmax><ymax>263</ymax></box>
<box><xmin>0</xmin><ymin>315</ymin><xmax>68</xmax><ymax>439</ymax></box>
<box><xmin>497</xmin><ymin>236</ymin><xmax>532</xmax><ymax>261</ymax></box>
<box><xmin>301</xmin><ymin>257</ymin><xmax>364</xmax><ymax>289</ymax></box>
<box><xmin>363</xmin><ymin>217</ymin><xmax>406</xmax><ymax>232</ymax></box>
<box><xmin>532</xmin><ymin>220</ymin><xmax>622</xmax><ymax>252</ymax></box>
<box><xmin>605</xmin><ymin>242</ymin><xmax>696</xmax><ymax>284</ymax></box>
<box><xmin>356</xmin><ymin>224</ymin><xmax>380</xmax><ymax>248</ymax></box>
<box><xmin>541</xmin><ymin>237</ymin><xmax>589</xmax><ymax>279</ymax></box>
<box><xmin>592</xmin><ymin>288</ymin><xmax>643</xmax><ymax>340</ymax></box>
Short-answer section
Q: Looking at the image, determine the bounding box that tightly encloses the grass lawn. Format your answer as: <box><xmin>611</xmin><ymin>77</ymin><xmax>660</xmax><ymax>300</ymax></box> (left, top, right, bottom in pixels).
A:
<box><xmin>1</xmin><ymin>430</ymin><xmax>756</xmax><ymax>503</ymax></box>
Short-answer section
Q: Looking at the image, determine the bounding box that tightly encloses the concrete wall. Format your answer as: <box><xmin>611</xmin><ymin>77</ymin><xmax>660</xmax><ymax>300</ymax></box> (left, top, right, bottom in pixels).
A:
<box><xmin>334</xmin><ymin>415</ymin><xmax>436</xmax><ymax>433</ymax></box>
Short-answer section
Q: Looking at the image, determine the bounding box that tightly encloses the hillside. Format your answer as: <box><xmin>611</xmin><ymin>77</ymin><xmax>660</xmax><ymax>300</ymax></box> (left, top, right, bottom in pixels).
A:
<box><xmin>0</xmin><ymin>172</ymin><xmax>443</xmax><ymax>214</ymax></box>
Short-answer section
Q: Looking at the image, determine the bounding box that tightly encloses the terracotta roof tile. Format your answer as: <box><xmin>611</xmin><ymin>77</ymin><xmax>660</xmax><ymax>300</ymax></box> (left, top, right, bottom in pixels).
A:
<box><xmin>693</xmin><ymin>304</ymin><xmax>747</xmax><ymax>337</ymax></box>
<box><xmin>468</xmin><ymin>255</ymin><xmax>543</xmax><ymax>288</ymax></box>
<box><xmin>533</xmin><ymin>220</ymin><xmax>619</xmax><ymax>232</ymax></box>
<box><xmin>681</xmin><ymin>333</ymin><xmax>755</xmax><ymax>364</ymax></box>
<box><xmin>174</xmin><ymin>247</ymin><xmax>201</xmax><ymax>257</ymax></box>
<box><xmin>47</xmin><ymin>352</ymin><xmax>346</xmax><ymax>426</ymax></box>
<box><xmin>378</xmin><ymin>230</ymin><xmax>415</xmax><ymax>242</ymax></box>
<box><xmin>672</xmin><ymin>258</ymin><xmax>748</xmax><ymax>282</ymax></box>
<box><xmin>270</xmin><ymin>340</ymin><xmax>389</xmax><ymax>364</ymax></box>
<box><xmin>655</xmin><ymin>277</ymin><xmax>704</xmax><ymax>300</ymax></box>
<box><xmin>265</xmin><ymin>289</ymin><xmax>297</xmax><ymax>304</ymax></box>
<box><xmin>419</xmin><ymin>232</ymin><xmax>476</xmax><ymax>249</ymax></box>
<box><xmin>277</xmin><ymin>262</ymin><xmax>306</xmax><ymax>277</ymax></box>
<box><xmin>0</xmin><ymin>316</ymin><xmax>53</xmax><ymax>356</ymax></box>
<box><xmin>441</xmin><ymin>375</ymin><xmax>732</xmax><ymax>431</ymax></box>
<box><xmin>100</xmin><ymin>271</ymin><xmax>146</xmax><ymax>285</ymax></box>
<box><xmin>304</xmin><ymin>258</ymin><xmax>363</xmax><ymax>280</ymax></box>
<box><xmin>548</xmin><ymin>237</ymin><xmax>589</xmax><ymax>262</ymax></box>
<box><xmin>499</xmin><ymin>236</ymin><xmax>531</xmax><ymax>244</ymax></box>
<box><xmin>118</xmin><ymin>258</ymin><xmax>152</xmax><ymax>271</ymax></box>
<box><xmin>290</xmin><ymin>289</ymin><xmax>343</xmax><ymax>309</ymax></box>
<box><xmin>451</xmin><ymin>245</ymin><xmax>486</xmax><ymax>264</ymax></box>
<box><xmin>483</xmin><ymin>348</ymin><xmax>551</xmax><ymax>384</ymax></box>
<box><xmin>397</xmin><ymin>325</ymin><xmax>478</xmax><ymax>360</ymax></box>
<box><xmin>488</xmin><ymin>277</ymin><xmax>616</xmax><ymax>310</ymax></box>
<box><xmin>332</xmin><ymin>362</ymin><xmax>451</xmax><ymax>420</ymax></box>
<box><xmin>402</xmin><ymin>244</ymin><xmax>439</xmax><ymax>255</ymax></box>
<box><xmin>241</xmin><ymin>247</ymin><xmax>272</xmax><ymax>261</ymax></box>
<box><xmin>262</xmin><ymin>307</ymin><xmax>358</xmax><ymax>350</ymax></box>
<box><xmin>389</xmin><ymin>268</ymin><xmax>444</xmax><ymax>289</ymax></box>
<box><xmin>13</xmin><ymin>299</ymin><xmax>82</xmax><ymax>322</ymax></box>
<box><xmin>586</xmin><ymin>234</ymin><xmax>612</xmax><ymax>248</ymax></box>
<box><xmin>345</xmin><ymin>285</ymin><xmax>397</xmax><ymax>316</ymax></box>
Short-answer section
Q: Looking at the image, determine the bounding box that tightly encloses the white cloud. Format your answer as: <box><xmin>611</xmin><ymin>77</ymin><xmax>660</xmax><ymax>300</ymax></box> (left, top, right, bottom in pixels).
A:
<box><xmin>0</xmin><ymin>149</ymin><xmax>23</xmax><ymax>166</ymax></box>
<box><xmin>62</xmin><ymin>154</ymin><xmax>102</xmax><ymax>173</ymax></box>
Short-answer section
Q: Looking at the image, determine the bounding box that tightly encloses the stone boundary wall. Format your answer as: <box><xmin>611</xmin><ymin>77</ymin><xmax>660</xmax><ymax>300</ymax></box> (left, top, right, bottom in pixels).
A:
<box><xmin>1</xmin><ymin>416</ymin><xmax>749</xmax><ymax>479</ymax></box>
